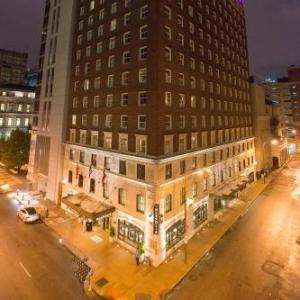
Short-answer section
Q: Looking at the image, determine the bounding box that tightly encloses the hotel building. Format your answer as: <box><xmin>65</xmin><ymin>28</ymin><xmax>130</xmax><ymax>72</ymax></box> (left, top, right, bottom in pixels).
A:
<box><xmin>29</xmin><ymin>0</ymin><xmax>256</xmax><ymax>266</ymax></box>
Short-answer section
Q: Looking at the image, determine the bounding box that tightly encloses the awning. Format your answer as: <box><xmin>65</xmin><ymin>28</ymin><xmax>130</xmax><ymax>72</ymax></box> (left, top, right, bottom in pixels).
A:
<box><xmin>210</xmin><ymin>176</ymin><xmax>250</xmax><ymax>199</ymax></box>
<box><xmin>62</xmin><ymin>193</ymin><xmax>115</xmax><ymax>219</ymax></box>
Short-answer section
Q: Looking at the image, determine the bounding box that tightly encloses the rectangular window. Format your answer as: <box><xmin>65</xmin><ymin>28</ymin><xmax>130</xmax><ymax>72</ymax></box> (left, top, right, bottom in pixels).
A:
<box><xmin>137</xmin><ymin>164</ymin><xmax>145</xmax><ymax>180</ymax></box>
<box><xmin>136</xmin><ymin>194</ymin><xmax>145</xmax><ymax>213</ymax></box>
<box><xmin>118</xmin><ymin>188</ymin><xmax>126</xmax><ymax>206</ymax></box>
<box><xmin>119</xmin><ymin>160</ymin><xmax>126</xmax><ymax>175</ymax></box>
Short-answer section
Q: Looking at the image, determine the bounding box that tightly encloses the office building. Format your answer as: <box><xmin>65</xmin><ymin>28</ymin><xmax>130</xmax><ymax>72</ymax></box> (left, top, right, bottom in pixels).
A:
<box><xmin>0</xmin><ymin>49</ymin><xmax>28</xmax><ymax>85</ymax></box>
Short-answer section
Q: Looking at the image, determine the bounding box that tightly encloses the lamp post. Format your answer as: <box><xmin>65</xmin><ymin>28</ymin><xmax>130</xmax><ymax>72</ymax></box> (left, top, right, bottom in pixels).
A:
<box><xmin>184</xmin><ymin>197</ymin><xmax>193</xmax><ymax>264</ymax></box>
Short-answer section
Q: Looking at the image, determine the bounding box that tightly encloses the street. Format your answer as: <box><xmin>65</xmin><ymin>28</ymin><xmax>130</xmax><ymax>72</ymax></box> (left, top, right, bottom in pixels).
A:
<box><xmin>0</xmin><ymin>170</ymin><xmax>90</xmax><ymax>300</ymax></box>
<box><xmin>170</xmin><ymin>156</ymin><xmax>300</xmax><ymax>300</ymax></box>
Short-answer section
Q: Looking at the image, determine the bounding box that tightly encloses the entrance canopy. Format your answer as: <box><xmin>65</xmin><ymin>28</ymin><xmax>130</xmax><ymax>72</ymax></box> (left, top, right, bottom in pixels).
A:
<box><xmin>62</xmin><ymin>193</ymin><xmax>115</xmax><ymax>219</ymax></box>
<box><xmin>210</xmin><ymin>176</ymin><xmax>249</xmax><ymax>199</ymax></box>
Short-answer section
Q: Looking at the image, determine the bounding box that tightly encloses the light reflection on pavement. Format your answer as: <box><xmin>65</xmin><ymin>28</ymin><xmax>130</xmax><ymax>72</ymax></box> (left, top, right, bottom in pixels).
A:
<box><xmin>171</xmin><ymin>156</ymin><xmax>300</xmax><ymax>300</ymax></box>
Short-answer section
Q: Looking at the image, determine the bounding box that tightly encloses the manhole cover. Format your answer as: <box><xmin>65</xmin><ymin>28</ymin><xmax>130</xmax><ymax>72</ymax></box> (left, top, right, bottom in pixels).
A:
<box><xmin>96</xmin><ymin>278</ymin><xmax>109</xmax><ymax>288</ymax></box>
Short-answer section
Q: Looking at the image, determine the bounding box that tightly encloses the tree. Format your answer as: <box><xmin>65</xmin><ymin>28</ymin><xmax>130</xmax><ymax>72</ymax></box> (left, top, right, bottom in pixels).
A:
<box><xmin>1</xmin><ymin>129</ymin><xmax>31</xmax><ymax>173</ymax></box>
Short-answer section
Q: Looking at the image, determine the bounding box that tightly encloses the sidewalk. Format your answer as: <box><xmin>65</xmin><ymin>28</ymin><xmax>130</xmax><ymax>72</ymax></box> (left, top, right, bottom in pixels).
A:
<box><xmin>40</xmin><ymin>178</ymin><xmax>271</xmax><ymax>300</ymax></box>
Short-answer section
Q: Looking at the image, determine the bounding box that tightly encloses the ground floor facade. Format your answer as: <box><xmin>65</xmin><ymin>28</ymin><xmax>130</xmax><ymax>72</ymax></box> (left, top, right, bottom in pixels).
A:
<box><xmin>56</xmin><ymin>137</ymin><xmax>256</xmax><ymax>266</ymax></box>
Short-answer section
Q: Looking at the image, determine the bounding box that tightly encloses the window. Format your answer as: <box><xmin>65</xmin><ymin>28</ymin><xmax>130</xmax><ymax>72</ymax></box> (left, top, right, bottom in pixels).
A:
<box><xmin>90</xmin><ymin>179</ymin><xmax>95</xmax><ymax>193</ymax></box>
<box><xmin>119</xmin><ymin>160</ymin><xmax>126</xmax><ymax>175</ymax></box>
<box><xmin>136</xmin><ymin>194</ymin><xmax>145</xmax><ymax>213</ymax></box>
<box><xmin>165</xmin><ymin>164</ymin><xmax>172</xmax><ymax>179</ymax></box>
<box><xmin>192</xmin><ymin>183</ymin><xmax>197</xmax><ymax>197</ymax></box>
<box><xmin>165</xmin><ymin>115</ymin><xmax>172</xmax><ymax>130</ymax></box>
<box><xmin>137</xmin><ymin>164</ymin><xmax>145</xmax><ymax>180</ymax></box>
<box><xmin>110</xmin><ymin>19</ymin><xmax>117</xmax><ymax>31</ymax></box>
<box><xmin>79</xmin><ymin>151</ymin><xmax>85</xmax><ymax>163</ymax></box>
<box><xmin>120</xmin><ymin>115</ymin><xmax>128</xmax><ymax>129</ymax></box>
<box><xmin>78</xmin><ymin>175</ymin><xmax>84</xmax><ymax>188</ymax></box>
<box><xmin>165</xmin><ymin>194</ymin><xmax>172</xmax><ymax>213</ymax></box>
<box><xmin>118</xmin><ymin>188</ymin><xmax>126</xmax><ymax>206</ymax></box>
<box><xmin>139</xmin><ymin>47</ymin><xmax>148</xmax><ymax>60</ymax></box>
<box><xmin>180</xmin><ymin>160</ymin><xmax>185</xmax><ymax>175</ymax></box>
<box><xmin>121</xmin><ymin>93</ymin><xmax>129</xmax><ymax>106</ymax></box>
<box><xmin>166</xmin><ymin>219</ymin><xmax>185</xmax><ymax>249</ymax></box>
<box><xmin>91</xmin><ymin>154</ymin><xmax>97</xmax><ymax>167</ymax></box>
<box><xmin>165</xmin><ymin>47</ymin><xmax>171</xmax><ymax>61</ymax></box>
<box><xmin>138</xmin><ymin>68</ymin><xmax>147</xmax><ymax>83</ymax></box>
<box><xmin>165</xmin><ymin>69</ymin><xmax>172</xmax><ymax>83</ymax></box>
<box><xmin>138</xmin><ymin>115</ymin><xmax>146</xmax><ymax>130</ymax></box>
<box><xmin>179</xmin><ymin>115</ymin><xmax>185</xmax><ymax>129</ymax></box>
<box><xmin>105</xmin><ymin>115</ymin><xmax>112</xmax><ymax>127</ymax></box>
<box><xmin>138</xmin><ymin>92</ymin><xmax>147</xmax><ymax>106</ymax></box>
<box><xmin>165</xmin><ymin>92</ymin><xmax>172</xmax><ymax>106</ymax></box>
<box><xmin>140</xmin><ymin>5</ymin><xmax>149</xmax><ymax>19</ymax></box>
<box><xmin>180</xmin><ymin>187</ymin><xmax>186</xmax><ymax>205</ymax></box>
<box><xmin>123</xmin><ymin>51</ymin><xmax>131</xmax><ymax>64</ymax></box>
<box><xmin>140</xmin><ymin>25</ymin><xmax>148</xmax><ymax>40</ymax></box>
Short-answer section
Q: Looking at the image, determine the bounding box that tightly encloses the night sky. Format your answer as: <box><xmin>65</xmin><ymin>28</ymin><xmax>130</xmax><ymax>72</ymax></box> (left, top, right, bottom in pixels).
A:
<box><xmin>0</xmin><ymin>0</ymin><xmax>299</xmax><ymax>80</ymax></box>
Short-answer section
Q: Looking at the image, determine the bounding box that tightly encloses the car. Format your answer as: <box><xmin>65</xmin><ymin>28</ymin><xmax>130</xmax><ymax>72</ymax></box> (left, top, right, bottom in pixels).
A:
<box><xmin>17</xmin><ymin>207</ymin><xmax>40</xmax><ymax>223</ymax></box>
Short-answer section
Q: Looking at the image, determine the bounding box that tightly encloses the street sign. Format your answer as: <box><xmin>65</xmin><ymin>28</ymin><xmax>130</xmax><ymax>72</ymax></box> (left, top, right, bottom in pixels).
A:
<box><xmin>153</xmin><ymin>204</ymin><xmax>160</xmax><ymax>235</ymax></box>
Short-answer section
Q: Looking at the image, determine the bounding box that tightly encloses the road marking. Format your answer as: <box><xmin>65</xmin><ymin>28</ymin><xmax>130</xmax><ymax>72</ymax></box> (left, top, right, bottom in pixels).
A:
<box><xmin>19</xmin><ymin>262</ymin><xmax>32</xmax><ymax>278</ymax></box>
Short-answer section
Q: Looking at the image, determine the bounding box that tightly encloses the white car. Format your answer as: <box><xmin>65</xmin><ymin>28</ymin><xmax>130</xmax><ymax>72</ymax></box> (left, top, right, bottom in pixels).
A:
<box><xmin>17</xmin><ymin>207</ymin><xmax>40</xmax><ymax>223</ymax></box>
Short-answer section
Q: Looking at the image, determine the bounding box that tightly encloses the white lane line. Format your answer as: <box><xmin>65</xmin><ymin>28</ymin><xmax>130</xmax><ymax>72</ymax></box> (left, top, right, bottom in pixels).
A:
<box><xmin>19</xmin><ymin>262</ymin><xmax>32</xmax><ymax>278</ymax></box>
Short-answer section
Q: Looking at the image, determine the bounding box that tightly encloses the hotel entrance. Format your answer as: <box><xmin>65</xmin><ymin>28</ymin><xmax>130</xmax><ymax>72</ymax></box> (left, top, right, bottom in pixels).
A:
<box><xmin>101</xmin><ymin>216</ymin><xmax>110</xmax><ymax>231</ymax></box>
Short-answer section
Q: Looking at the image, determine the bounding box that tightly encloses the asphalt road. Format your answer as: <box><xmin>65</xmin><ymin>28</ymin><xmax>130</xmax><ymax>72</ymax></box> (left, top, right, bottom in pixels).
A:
<box><xmin>171</xmin><ymin>157</ymin><xmax>300</xmax><ymax>300</ymax></box>
<box><xmin>0</xmin><ymin>174</ymin><xmax>90</xmax><ymax>300</ymax></box>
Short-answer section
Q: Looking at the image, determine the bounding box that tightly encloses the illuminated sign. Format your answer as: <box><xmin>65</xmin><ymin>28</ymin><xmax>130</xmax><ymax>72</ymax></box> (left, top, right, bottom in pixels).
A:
<box><xmin>153</xmin><ymin>204</ymin><xmax>160</xmax><ymax>235</ymax></box>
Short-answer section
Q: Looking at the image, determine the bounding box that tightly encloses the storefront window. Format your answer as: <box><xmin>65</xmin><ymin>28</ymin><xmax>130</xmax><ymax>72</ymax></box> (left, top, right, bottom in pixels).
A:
<box><xmin>118</xmin><ymin>220</ymin><xmax>144</xmax><ymax>246</ymax></box>
<box><xmin>166</xmin><ymin>219</ymin><xmax>185</xmax><ymax>250</ymax></box>
<box><xmin>193</xmin><ymin>203</ymin><xmax>208</xmax><ymax>228</ymax></box>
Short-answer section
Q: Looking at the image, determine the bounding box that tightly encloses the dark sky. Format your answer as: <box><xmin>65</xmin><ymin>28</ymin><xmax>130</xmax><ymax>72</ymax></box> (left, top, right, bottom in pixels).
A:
<box><xmin>0</xmin><ymin>0</ymin><xmax>299</xmax><ymax>80</ymax></box>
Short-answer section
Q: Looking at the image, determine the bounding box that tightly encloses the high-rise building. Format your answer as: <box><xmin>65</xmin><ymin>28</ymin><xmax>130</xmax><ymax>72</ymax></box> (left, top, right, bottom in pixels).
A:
<box><xmin>0</xmin><ymin>49</ymin><xmax>28</xmax><ymax>85</ymax></box>
<box><xmin>29</xmin><ymin>0</ymin><xmax>256</xmax><ymax>266</ymax></box>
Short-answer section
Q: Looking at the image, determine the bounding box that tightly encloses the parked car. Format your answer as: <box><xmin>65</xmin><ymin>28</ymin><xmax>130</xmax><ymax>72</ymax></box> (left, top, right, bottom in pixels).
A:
<box><xmin>17</xmin><ymin>207</ymin><xmax>40</xmax><ymax>223</ymax></box>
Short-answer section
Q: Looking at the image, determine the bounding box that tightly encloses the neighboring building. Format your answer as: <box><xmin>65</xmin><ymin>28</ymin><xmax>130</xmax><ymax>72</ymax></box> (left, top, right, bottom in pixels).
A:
<box><xmin>0</xmin><ymin>49</ymin><xmax>28</xmax><ymax>85</ymax></box>
<box><xmin>0</xmin><ymin>84</ymin><xmax>35</xmax><ymax>138</ymax></box>
<box><xmin>288</xmin><ymin>65</ymin><xmax>300</xmax><ymax>152</ymax></box>
<box><xmin>26</xmin><ymin>68</ymin><xmax>39</xmax><ymax>87</ymax></box>
<box><xmin>263</xmin><ymin>78</ymin><xmax>291</xmax><ymax>138</ymax></box>
<box><xmin>251</xmin><ymin>83</ymin><xmax>272</xmax><ymax>174</ymax></box>
<box><xmin>28</xmin><ymin>0</ymin><xmax>75</xmax><ymax>197</ymax></box>
<box><xmin>29</xmin><ymin>0</ymin><xmax>256</xmax><ymax>266</ymax></box>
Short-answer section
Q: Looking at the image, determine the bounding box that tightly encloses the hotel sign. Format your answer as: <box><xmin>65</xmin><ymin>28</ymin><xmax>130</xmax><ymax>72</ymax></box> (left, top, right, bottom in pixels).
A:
<box><xmin>153</xmin><ymin>204</ymin><xmax>160</xmax><ymax>235</ymax></box>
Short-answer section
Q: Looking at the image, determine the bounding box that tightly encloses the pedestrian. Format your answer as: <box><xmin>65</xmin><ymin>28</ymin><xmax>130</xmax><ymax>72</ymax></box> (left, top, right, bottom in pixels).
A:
<box><xmin>135</xmin><ymin>247</ymin><xmax>140</xmax><ymax>266</ymax></box>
